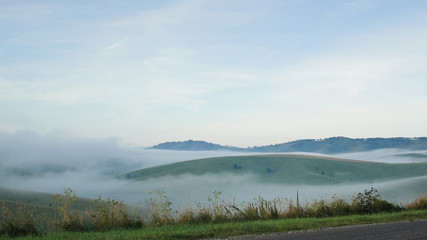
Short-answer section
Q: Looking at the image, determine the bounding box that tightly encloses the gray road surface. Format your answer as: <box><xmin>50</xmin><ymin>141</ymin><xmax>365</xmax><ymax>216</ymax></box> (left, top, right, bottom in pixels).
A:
<box><xmin>222</xmin><ymin>220</ymin><xmax>427</xmax><ymax>240</ymax></box>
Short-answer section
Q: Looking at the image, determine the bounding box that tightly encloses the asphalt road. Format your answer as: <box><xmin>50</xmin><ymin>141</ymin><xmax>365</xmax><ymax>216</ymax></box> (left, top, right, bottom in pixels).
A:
<box><xmin>224</xmin><ymin>220</ymin><xmax>427</xmax><ymax>240</ymax></box>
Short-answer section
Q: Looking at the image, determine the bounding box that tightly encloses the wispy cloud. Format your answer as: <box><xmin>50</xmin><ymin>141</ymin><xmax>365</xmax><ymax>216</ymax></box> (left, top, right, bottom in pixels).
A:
<box><xmin>0</xmin><ymin>2</ymin><xmax>52</xmax><ymax>21</ymax></box>
<box><xmin>103</xmin><ymin>37</ymin><xmax>130</xmax><ymax>52</ymax></box>
<box><xmin>1</xmin><ymin>0</ymin><xmax>427</xmax><ymax>146</ymax></box>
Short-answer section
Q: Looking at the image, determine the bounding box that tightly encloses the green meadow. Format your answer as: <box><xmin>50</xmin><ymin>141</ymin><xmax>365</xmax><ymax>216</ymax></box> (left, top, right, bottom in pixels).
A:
<box><xmin>124</xmin><ymin>154</ymin><xmax>427</xmax><ymax>184</ymax></box>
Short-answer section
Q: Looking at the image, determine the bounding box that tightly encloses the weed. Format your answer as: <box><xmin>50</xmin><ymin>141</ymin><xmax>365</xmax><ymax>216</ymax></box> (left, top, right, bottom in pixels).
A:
<box><xmin>350</xmin><ymin>188</ymin><xmax>401</xmax><ymax>214</ymax></box>
<box><xmin>208</xmin><ymin>191</ymin><xmax>230</xmax><ymax>222</ymax></box>
<box><xmin>328</xmin><ymin>197</ymin><xmax>350</xmax><ymax>216</ymax></box>
<box><xmin>309</xmin><ymin>199</ymin><xmax>329</xmax><ymax>217</ymax></box>
<box><xmin>149</xmin><ymin>189</ymin><xmax>174</xmax><ymax>225</ymax></box>
<box><xmin>0</xmin><ymin>187</ymin><xmax>424</xmax><ymax>238</ymax></box>
<box><xmin>54</xmin><ymin>188</ymin><xmax>91</xmax><ymax>232</ymax></box>
<box><xmin>54</xmin><ymin>187</ymin><xmax>77</xmax><ymax>224</ymax></box>
<box><xmin>91</xmin><ymin>197</ymin><xmax>136</xmax><ymax>230</ymax></box>
<box><xmin>406</xmin><ymin>195</ymin><xmax>427</xmax><ymax>210</ymax></box>
<box><xmin>238</xmin><ymin>202</ymin><xmax>259</xmax><ymax>220</ymax></box>
<box><xmin>195</xmin><ymin>206</ymin><xmax>213</xmax><ymax>223</ymax></box>
<box><xmin>351</xmin><ymin>187</ymin><xmax>380</xmax><ymax>214</ymax></box>
<box><xmin>0</xmin><ymin>204</ymin><xmax>40</xmax><ymax>237</ymax></box>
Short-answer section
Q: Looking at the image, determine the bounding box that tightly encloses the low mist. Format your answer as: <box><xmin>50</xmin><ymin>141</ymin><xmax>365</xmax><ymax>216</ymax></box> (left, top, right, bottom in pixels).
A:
<box><xmin>1</xmin><ymin>131</ymin><xmax>426</xmax><ymax>207</ymax></box>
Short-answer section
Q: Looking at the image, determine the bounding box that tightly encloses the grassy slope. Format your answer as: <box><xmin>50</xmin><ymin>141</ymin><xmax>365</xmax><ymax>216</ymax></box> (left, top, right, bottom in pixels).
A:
<box><xmin>4</xmin><ymin>210</ymin><xmax>427</xmax><ymax>240</ymax></box>
<box><xmin>0</xmin><ymin>186</ymin><xmax>57</xmax><ymax>208</ymax></box>
<box><xmin>124</xmin><ymin>154</ymin><xmax>427</xmax><ymax>184</ymax></box>
<box><xmin>0</xmin><ymin>187</ymin><xmax>96</xmax><ymax>215</ymax></box>
<box><xmin>393</xmin><ymin>153</ymin><xmax>427</xmax><ymax>159</ymax></box>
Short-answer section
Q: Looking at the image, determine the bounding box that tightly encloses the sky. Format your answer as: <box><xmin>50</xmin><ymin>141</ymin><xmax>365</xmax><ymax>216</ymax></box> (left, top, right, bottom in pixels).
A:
<box><xmin>1</xmin><ymin>0</ymin><xmax>427</xmax><ymax>147</ymax></box>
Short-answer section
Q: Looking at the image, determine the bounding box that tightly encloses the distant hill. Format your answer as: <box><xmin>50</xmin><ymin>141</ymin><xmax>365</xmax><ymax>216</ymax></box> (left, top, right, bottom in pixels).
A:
<box><xmin>151</xmin><ymin>137</ymin><xmax>427</xmax><ymax>154</ymax></box>
<box><xmin>123</xmin><ymin>154</ymin><xmax>427</xmax><ymax>185</ymax></box>
<box><xmin>151</xmin><ymin>140</ymin><xmax>240</xmax><ymax>151</ymax></box>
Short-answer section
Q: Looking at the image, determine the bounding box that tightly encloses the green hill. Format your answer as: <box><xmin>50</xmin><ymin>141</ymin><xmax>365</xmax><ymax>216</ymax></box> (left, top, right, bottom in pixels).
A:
<box><xmin>392</xmin><ymin>153</ymin><xmax>427</xmax><ymax>159</ymax></box>
<box><xmin>0</xmin><ymin>186</ymin><xmax>97</xmax><ymax>218</ymax></box>
<box><xmin>123</xmin><ymin>154</ymin><xmax>427</xmax><ymax>185</ymax></box>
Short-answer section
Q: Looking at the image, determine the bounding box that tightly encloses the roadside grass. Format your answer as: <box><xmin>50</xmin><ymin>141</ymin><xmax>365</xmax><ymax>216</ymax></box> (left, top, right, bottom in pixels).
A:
<box><xmin>1</xmin><ymin>187</ymin><xmax>427</xmax><ymax>239</ymax></box>
<box><xmin>2</xmin><ymin>210</ymin><xmax>427</xmax><ymax>240</ymax></box>
<box><xmin>406</xmin><ymin>194</ymin><xmax>427</xmax><ymax>210</ymax></box>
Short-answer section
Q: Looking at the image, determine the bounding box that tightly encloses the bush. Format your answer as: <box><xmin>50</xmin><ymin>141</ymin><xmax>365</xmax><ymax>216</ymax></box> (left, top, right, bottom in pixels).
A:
<box><xmin>351</xmin><ymin>187</ymin><xmax>380</xmax><ymax>214</ymax></box>
<box><xmin>149</xmin><ymin>189</ymin><xmax>174</xmax><ymax>225</ymax></box>
<box><xmin>1</xmin><ymin>187</ymin><xmax>423</xmax><ymax>237</ymax></box>
<box><xmin>176</xmin><ymin>208</ymin><xmax>196</xmax><ymax>224</ymax></box>
<box><xmin>54</xmin><ymin>188</ymin><xmax>141</xmax><ymax>232</ymax></box>
<box><xmin>328</xmin><ymin>197</ymin><xmax>350</xmax><ymax>217</ymax></box>
<box><xmin>194</xmin><ymin>207</ymin><xmax>213</xmax><ymax>223</ymax></box>
<box><xmin>350</xmin><ymin>188</ymin><xmax>400</xmax><ymax>214</ymax></box>
<box><xmin>0</xmin><ymin>205</ymin><xmax>41</xmax><ymax>237</ymax></box>
<box><xmin>406</xmin><ymin>195</ymin><xmax>427</xmax><ymax>210</ymax></box>
<box><xmin>239</xmin><ymin>202</ymin><xmax>260</xmax><ymax>220</ymax></box>
<box><xmin>54</xmin><ymin>188</ymin><xmax>93</xmax><ymax>232</ymax></box>
<box><xmin>91</xmin><ymin>197</ymin><xmax>136</xmax><ymax>230</ymax></box>
<box><xmin>310</xmin><ymin>200</ymin><xmax>329</xmax><ymax>217</ymax></box>
<box><xmin>375</xmin><ymin>199</ymin><xmax>400</xmax><ymax>213</ymax></box>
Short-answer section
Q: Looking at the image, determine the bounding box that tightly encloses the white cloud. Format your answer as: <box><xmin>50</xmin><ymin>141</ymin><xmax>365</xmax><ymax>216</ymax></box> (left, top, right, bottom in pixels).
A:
<box><xmin>0</xmin><ymin>2</ymin><xmax>52</xmax><ymax>21</ymax></box>
<box><xmin>103</xmin><ymin>37</ymin><xmax>130</xmax><ymax>52</ymax></box>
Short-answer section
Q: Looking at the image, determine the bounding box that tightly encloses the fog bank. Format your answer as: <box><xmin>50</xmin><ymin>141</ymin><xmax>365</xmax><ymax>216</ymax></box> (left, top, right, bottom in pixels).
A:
<box><xmin>1</xmin><ymin>131</ymin><xmax>426</xmax><ymax>206</ymax></box>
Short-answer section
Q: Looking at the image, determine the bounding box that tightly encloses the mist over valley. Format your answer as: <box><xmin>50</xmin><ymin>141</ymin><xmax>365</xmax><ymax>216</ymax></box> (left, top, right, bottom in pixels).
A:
<box><xmin>1</xmin><ymin>131</ymin><xmax>426</xmax><ymax>208</ymax></box>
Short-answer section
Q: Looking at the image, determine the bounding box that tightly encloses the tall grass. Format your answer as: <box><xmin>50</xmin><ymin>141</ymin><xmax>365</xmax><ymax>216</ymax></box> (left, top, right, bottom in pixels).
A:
<box><xmin>0</xmin><ymin>188</ymin><xmax>425</xmax><ymax>238</ymax></box>
<box><xmin>406</xmin><ymin>194</ymin><xmax>427</xmax><ymax>210</ymax></box>
<box><xmin>0</xmin><ymin>205</ymin><xmax>40</xmax><ymax>237</ymax></box>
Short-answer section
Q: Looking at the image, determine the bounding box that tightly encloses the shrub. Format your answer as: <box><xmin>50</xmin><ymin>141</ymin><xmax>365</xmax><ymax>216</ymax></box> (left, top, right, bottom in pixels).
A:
<box><xmin>195</xmin><ymin>206</ymin><xmax>213</xmax><ymax>223</ymax></box>
<box><xmin>2</xmin><ymin>186</ymin><xmax>422</xmax><ymax>236</ymax></box>
<box><xmin>372</xmin><ymin>199</ymin><xmax>400</xmax><ymax>213</ymax></box>
<box><xmin>406</xmin><ymin>195</ymin><xmax>427</xmax><ymax>210</ymax></box>
<box><xmin>257</xmin><ymin>196</ymin><xmax>280</xmax><ymax>219</ymax></box>
<box><xmin>91</xmin><ymin>197</ymin><xmax>136</xmax><ymax>230</ymax></box>
<box><xmin>0</xmin><ymin>204</ymin><xmax>40</xmax><ymax>237</ymax></box>
<box><xmin>149</xmin><ymin>189</ymin><xmax>174</xmax><ymax>225</ymax></box>
<box><xmin>231</xmin><ymin>197</ymin><xmax>281</xmax><ymax>221</ymax></box>
<box><xmin>54</xmin><ymin>188</ymin><xmax>141</xmax><ymax>232</ymax></box>
<box><xmin>351</xmin><ymin>187</ymin><xmax>380</xmax><ymax>214</ymax></box>
<box><xmin>210</xmin><ymin>191</ymin><xmax>227</xmax><ymax>222</ymax></box>
<box><xmin>239</xmin><ymin>202</ymin><xmax>260</xmax><ymax>220</ymax></box>
<box><xmin>54</xmin><ymin>188</ymin><xmax>93</xmax><ymax>232</ymax></box>
<box><xmin>328</xmin><ymin>197</ymin><xmax>350</xmax><ymax>216</ymax></box>
<box><xmin>310</xmin><ymin>200</ymin><xmax>329</xmax><ymax>218</ymax></box>
<box><xmin>350</xmin><ymin>188</ymin><xmax>400</xmax><ymax>214</ymax></box>
<box><xmin>176</xmin><ymin>208</ymin><xmax>196</xmax><ymax>224</ymax></box>
<box><xmin>285</xmin><ymin>199</ymin><xmax>298</xmax><ymax>218</ymax></box>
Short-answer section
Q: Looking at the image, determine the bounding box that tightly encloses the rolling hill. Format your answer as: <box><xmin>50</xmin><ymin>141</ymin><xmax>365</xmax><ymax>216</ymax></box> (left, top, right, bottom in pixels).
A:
<box><xmin>123</xmin><ymin>154</ymin><xmax>427</xmax><ymax>185</ymax></box>
<box><xmin>0</xmin><ymin>186</ymin><xmax>97</xmax><ymax>218</ymax></box>
<box><xmin>151</xmin><ymin>137</ymin><xmax>427</xmax><ymax>153</ymax></box>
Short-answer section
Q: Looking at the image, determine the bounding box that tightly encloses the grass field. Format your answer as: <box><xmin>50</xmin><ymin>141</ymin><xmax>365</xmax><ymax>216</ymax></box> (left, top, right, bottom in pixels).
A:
<box><xmin>2</xmin><ymin>210</ymin><xmax>427</xmax><ymax>240</ymax></box>
<box><xmin>123</xmin><ymin>154</ymin><xmax>427</xmax><ymax>184</ymax></box>
<box><xmin>0</xmin><ymin>186</ymin><xmax>100</xmax><ymax>222</ymax></box>
<box><xmin>393</xmin><ymin>153</ymin><xmax>427</xmax><ymax>159</ymax></box>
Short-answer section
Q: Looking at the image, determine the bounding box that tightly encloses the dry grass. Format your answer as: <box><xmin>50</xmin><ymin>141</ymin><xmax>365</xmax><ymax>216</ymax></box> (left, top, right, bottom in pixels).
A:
<box><xmin>406</xmin><ymin>194</ymin><xmax>427</xmax><ymax>210</ymax></box>
<box><xmin>0</xmin><ymin>188</ymin><xmax>425</xmax><ymax>238</ymax></box>
<box><xmin>0</xmin><ymin>204</ymin><xmax>41</xmax><ymax>237</ymax></box>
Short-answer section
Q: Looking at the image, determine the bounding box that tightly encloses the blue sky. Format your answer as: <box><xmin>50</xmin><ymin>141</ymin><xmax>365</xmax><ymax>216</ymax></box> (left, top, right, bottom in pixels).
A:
<box><xmin>1</xmin><ymin>0</ymin><xmax>427</xmax><ymax>147</ymax></box>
